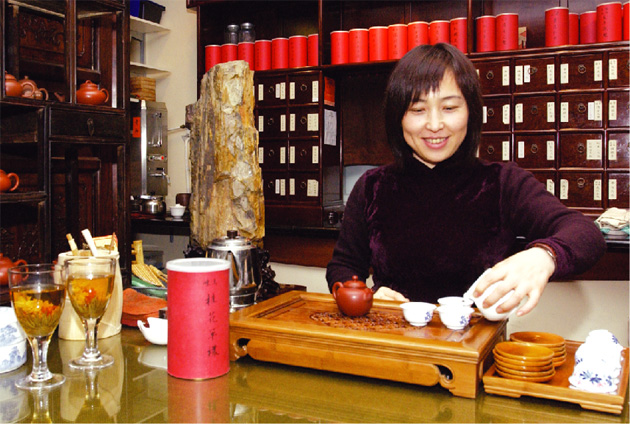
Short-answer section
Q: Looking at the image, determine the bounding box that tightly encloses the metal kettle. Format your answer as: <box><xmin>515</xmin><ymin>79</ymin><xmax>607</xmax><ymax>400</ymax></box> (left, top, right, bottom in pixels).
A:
<box><xmin>207</xmin><ymin>230</ymin><xmax>261</xmax><ymax>311</ymax></box>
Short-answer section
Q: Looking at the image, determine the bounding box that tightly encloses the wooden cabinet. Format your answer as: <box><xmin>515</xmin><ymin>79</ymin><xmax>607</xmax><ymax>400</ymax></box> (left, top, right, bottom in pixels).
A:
<box><xmin>0</xmin><ymin>0</ymin><xmax>131</xmax><ymax>295</ymax></box>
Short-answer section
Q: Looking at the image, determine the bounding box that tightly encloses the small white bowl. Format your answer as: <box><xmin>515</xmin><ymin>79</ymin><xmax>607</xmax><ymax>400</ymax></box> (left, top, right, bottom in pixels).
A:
<box><xmin>0</xmin><ymin>338</ymin><xmax>27</xmax><ymax>374</ymax></box>
<box><xmin>138</xmin><ymin>317</ymin><xmax>168</xmax><ymax>345</ymax></box>
<box><xmin>400</xmin><ymin>302</ymin><xmax>436</xmax><ymax>327</ymax></box>
<box><xmin>464</xmin><ymin>270</ymin><xmax>525</xmax><ymax>321</ymax></box>
<box><xmin>437</xmin><ymin>305</ymin><xmax>474</xmax><ymax>330</ymax></box>
<box><xmin>0</xmin><ymin>307</ymin><xmax>25</xmax><ymax>347</ymax></box>
<box><xmin>438</xmin><ymin>296</ymin><xmax>473</xmax><ymax>307</ymax></box>
<box><xmin>170</xmin><ymin>204</ymin><xmax>186</xmax><ymax>218</ymax></box>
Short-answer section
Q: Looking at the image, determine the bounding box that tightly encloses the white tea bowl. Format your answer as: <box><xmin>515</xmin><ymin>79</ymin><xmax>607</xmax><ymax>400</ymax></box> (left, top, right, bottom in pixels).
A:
<box><xmin>438</xmin><ymin>296</ymin><xmax>473</xmax><ymax>307</ymax></box>
<box><xmin>170</xmin><ymin>204</ymin><xmax>186</xmax><ymax>218</ymax></box>
<box><xmin>138</xmin><ymin>317</ymin><xmax>168</xmax><ymax>345</ymax></box>
<box><xmin>0</xmin><ymin>307</ymin><xmax>25</xmax><ymax>346</ymax></box>
<box><xmin>437</xmin><ymin>305</ymin><xmax>474</xmax><ymax>330</ymax></box>
<box><xmin>400</xmin><ymin>302</ymin><xmax>436</xmax><ymax>327</ymax></box>
<box><xmin>464</xmin><ymin>270</ymin><xmax>526</xmax><ymax>321</ymax></box>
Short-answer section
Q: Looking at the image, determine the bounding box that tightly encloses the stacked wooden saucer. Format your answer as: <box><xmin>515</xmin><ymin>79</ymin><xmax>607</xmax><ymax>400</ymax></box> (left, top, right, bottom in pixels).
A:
<box><xmin>510</xmin><ymin>331</ymin><xmax>567</xmax><ymax>368</ymax></box>
<box><xmin>493</xmin><ymin>341</ymin><xmax>555</xmax><ymax>383</ymax></box>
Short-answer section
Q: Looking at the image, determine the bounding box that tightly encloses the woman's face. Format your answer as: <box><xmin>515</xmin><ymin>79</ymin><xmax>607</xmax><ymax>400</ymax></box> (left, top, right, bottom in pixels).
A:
<box><xmin>401</xmin><ymin>71</ymin><xmax>469</xmax><ymax>168</ymax></box>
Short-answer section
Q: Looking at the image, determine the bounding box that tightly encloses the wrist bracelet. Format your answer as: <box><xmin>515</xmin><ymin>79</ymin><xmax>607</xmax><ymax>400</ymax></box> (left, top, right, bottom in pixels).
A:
<box><xmin>531</xmin><ymin>243</ymin><xmax>557</xmax><ymax>268</ymax></box>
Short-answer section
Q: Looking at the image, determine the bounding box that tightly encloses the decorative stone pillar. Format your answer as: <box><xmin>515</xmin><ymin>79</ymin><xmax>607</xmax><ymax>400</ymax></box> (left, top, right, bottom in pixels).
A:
<box><xmin>189</xmin><ymin>61</ymin><xmax>264</xmax><ymax>247</ymax></box>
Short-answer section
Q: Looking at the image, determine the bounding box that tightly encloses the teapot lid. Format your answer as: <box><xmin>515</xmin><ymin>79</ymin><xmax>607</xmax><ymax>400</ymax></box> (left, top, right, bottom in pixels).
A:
<box><xmin>210</xmin><ymin>230</ymin><xmax>254</xmax><ymax>250</ymax></box>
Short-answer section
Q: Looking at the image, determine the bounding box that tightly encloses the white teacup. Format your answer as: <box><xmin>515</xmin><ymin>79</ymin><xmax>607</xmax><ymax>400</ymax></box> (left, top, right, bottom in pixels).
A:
<box><xmin>438</xmin><ymin>296</ymin><xmax>473</xmax><ymax>307</ymax></box>
<box><xmin>464</xmin><ymin>270</ymin><xmax>526</xmax><ymax>321</ymax></box>
<box><xmin>437</xmin><ymin>305</ymin><xmax>474</xmax><ymax>330</ymax></box>
<box><xmin>400</xmin><ymin>302</ymin><xmax>437</xmax><ymax>327</ymax></box>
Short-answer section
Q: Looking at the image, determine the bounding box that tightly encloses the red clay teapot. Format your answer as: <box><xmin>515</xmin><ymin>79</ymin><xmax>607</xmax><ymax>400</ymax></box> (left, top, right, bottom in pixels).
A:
<box><xmin>19</xmin><ymin>76</ymin><xmax>48</xmax><ymax>100</ymax></box>
<box><xmin>76</xmin><ymin>80</ymin><xmax>109</xmax><ymax>105</ymax></box>
<box><xmin>332</xmin><ymin>275</ymin><xmax>373</xmax><ymax>317</ymax></box>
<box><xmin>4</xmin><ymin>72</ymin><xmax>22</xmax><ymax>97</ymax></box>
<box><xmin>0</xmin><ymin>254</ymin><xmax>27</xmax><ymax>286</ymax></box>
<box><xmin>0</xmin><ymin>170</ymin><xmax>19</xmax><ymax>192</ymax></box>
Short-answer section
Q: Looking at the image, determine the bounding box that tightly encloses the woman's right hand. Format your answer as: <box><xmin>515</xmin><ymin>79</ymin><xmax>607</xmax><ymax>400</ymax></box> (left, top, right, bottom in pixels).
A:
<box><xmin>374</xmin><ymin>286</ymin><xmax>410</xmax><ymax>302</ymax></box>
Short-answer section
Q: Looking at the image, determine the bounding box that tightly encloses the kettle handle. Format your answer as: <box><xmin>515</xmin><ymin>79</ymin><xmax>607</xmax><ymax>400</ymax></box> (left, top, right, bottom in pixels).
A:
<box><xmin>100</xmin><ymin>88</ymin><xmax>109</xmax><ymax>103</ymax></box>
<box><xmin>331</xmin><ymin>281</ymin><xmax>343</xmax><ymax>300</ymax></box>
<box><xmin>6</xmin><ymin>173</ymin><xmax>19</xmax><ymax>191</ymax></box>
<box><xmin>14</xmin><ymin>259</ymin><xmax>26</xmax><ymax>267</ymax></box>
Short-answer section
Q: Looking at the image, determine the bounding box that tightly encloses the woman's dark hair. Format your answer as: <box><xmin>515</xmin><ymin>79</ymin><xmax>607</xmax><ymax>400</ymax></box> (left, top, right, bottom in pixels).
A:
<box><xmin>384</xmin><ymin>43</ymin><xmax>483</xmax><ymax>167</ymax></box>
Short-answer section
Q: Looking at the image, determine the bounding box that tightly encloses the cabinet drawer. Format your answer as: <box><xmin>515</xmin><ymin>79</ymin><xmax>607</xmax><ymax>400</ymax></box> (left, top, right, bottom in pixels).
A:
<box><xmin>255</xmin><ymin>76</ymin><xmax>287</xmax><ymax>106</ymax></box>
<box><xmin>514</xmin><ymin>94</ymin><xmax>556</xmax><ymax>131</ymax></box>
<box><xmin>607</xmin><ymin>172</ymin><xmax>629</xmax><ymax>208</ymax></box>
<box><xmin>288</xmin><ymin>74</ymin><xmax>319</xmax><ymax>105</ymax></box>
<box><xmin>607</xmin><ymin>90</ymin><xmax>630</xmax><ymax>128</ymax></box>
<box><xmin>530</xmin><ymin>170</ymin><xmax>557</xmax><ymax>196</ymax></box>
<box><xmin>288</xmin><ymin>106</ymin><xmax>319</xmax><ymax>138</ymax></box>
<box><xmin>262</xmin><ymin>171</ymin><xmax>287</xmax><ymax>202</ymax></box>
<box><xmin>288</xmin><ymin>172</ymin><xmax>320</xmax><ymax>203</ymax></box>
<box><xmin>288</xmin><ymin>140</ymin><xmax>319</xmax><ymax>171</ymax></box>
<box><xmin>515</xmin><ymin>134</ymin><xmax>556</xmax><ymax>169</ymax></box>
<box><xmin>475</xmin><ymin>59</ymin><xmax>510</xmax><ymax>94</ymax></box>
<box><xmin>49</xmin><ymin>109</ymin><xmax>125</xmax><ymax>140</ymax></box>
<box><xmin>608</xmin><ymin>50</ymin><xmax>630</xmax><ymax>88</ymax></box>
<box><xmin>258</xmin><ymin>140</ymin><xmax>287</xmax><ymax>170</ymax></box>
<box><xmin>559</xmin><ymin>93</ymin><xmax>603</xmax><ymax>130</ymax></box>
<box><xmin>482</xmin><ymin>97</ymin><xmax>510</xmax><ymax>132</ymax></box>
<box><xmin>514</xmin><ymin>56</ymin><xmax>556</xmax><ymax>93</ymax></box>
<box><xmin>608</xmin><ymin>131</ymin><xmax>630</xmax><ymax>169</ymax></box>
<box><xmin>478</xmin><ymin>134</ymin><xmax>511</xmax><ymax>162</ymax></box>
<box><xmin>558</xmin><ymin>171</ymin><xmax>604</xmax><ymax>209</ymax></box>
<box><xmin>257</xmin><ymin>109</ymin><xmax>286</xmax><ymax>139</ymax></box>
<box><xmin>559</xmin><ymin>133</ymin><xmax>604</xmax><ymax>169</ymax></box>
<box><xmin>559</xmin><ymin>52</ymin><xmax>604</xmax><ymax>90</ymax></box>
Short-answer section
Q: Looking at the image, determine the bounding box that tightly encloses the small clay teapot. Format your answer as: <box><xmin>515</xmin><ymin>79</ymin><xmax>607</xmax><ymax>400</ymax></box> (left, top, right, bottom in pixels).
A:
<box><xmin>0</xmin><ymin>254</ymin><xmax>27</xmax><ymax>286</ymax></box>
<box><xmin>4</xmin><ymin>72</ymin><xmax>23</xmax><ymax>97</ymax></box>
<box><xmin>76</xmin><ymin>80</ymin><xmax>109</xmax><ymax>105</ymax></box>
<box><xmin>19</xmin><ymin>76</ymin><xmax>48</xmax><ymax>100</ymax></box>
<box><xmin>0</xmin><ymin>170</ymin><xmax>19</xmax><ymax>192</ymax></box>
<box><xmin>332</xmin><ymin>275</ymin><xmax>373</xmax><ymax>317</ymax></box>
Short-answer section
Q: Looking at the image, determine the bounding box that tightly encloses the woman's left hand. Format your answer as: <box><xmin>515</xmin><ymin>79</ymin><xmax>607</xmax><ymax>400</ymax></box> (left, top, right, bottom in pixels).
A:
<box><xmin>472</xmin><ymin>246</ymin><xmax>556</xmax><ymax>317</ymax></box>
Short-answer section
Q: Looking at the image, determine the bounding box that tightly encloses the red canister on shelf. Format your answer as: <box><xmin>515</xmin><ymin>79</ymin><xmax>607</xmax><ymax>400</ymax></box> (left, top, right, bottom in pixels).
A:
<box><xmin>288</xmin><ymin>35</ymin><xmax>307</xmax><ymax>68</ymax></box>
<box><xmin>205</xmin><ymin>45</ymin><xmax>221</xmax><ymax>71</ymax></box>
<box><xmin>429</xmin><ymin>20</ymin><xmax>449</xmax><ymax>45</ymax></box>
<box><xmin>307</xmin><ymin>33</ymin><xmax>319</xmax><ymax>66</ymax></box>
<box><xmin>408</xmin><ymin>21</ymin><xmax>429</xmax><ymax>49</ymax></box>
<box><xmin>388</xmin><ymin>24</ymin><xmax>408</xmax><ymax>59</ymax></box>
<box><xmin>368</xmin><ymin>26</ymin><xmax>388</xmax><ymax>61</ymax></box>
<box><xmin>580</xmin><ymin>11</ymin><xmax>597</xmax><ymax>43</ymax></box>
<box><xmin>597</xmin><ymin>2</ymin><xmax>623</xmax><ymax>42</ymax></box>
<box><xmin>330</xmin><ymin>30</ymin><xmax>349</xmax><ymax>64</ymax></box>
<box><xmin>255</xmin><ymin>39</ymin><xmax>271</xmax><ymax>70</ymax></box>
<box><xmin>496</xmin><ymin>13</ymin><xmax>519</xmax><ymax>51</ymax></box>
<box><xmin>272</xmin><ymin>37</ymin><xmax>289</xmax><ymax>69</ymax></box>
<box><xmin>545</xmin><ymin>7</ymin><xmax>569</xmax><ymax>47</ymax></box>
<box><xmin>349</xmin><ymin>28</ymin><xmax>368</xmax><ymax>63</ymax></box>
<box><xmin>476</xmin><ymin>15</ymin><xmax>496</xmax><ymax>52</ymax></box>
<box><xmin>449</xmin><ymin>17</ymin><xmax>467</xmax><ymax>53</ymax></box>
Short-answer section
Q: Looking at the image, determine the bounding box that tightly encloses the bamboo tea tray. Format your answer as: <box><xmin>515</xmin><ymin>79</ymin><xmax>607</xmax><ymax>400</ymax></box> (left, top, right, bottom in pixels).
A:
<box><xmin>230</xmin><ymin>291</ymin><xmax>507</xmax><ymax>398</ymax></box>
<box><xmin>483</xmin><ymin>340</ymin><xmax>629</xmax><ymax>414</ymax></box>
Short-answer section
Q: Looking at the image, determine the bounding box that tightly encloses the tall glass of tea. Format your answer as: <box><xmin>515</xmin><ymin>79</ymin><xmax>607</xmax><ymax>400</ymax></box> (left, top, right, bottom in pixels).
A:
<box><xmin>64</xmin><ymin>257</ymin><xmax>116</xmax><ymax>369</ymax></box>
<box><xmin>9</xmin><ymin>264</ymin><xmax>66</xmax><ymax>389</ymax></box>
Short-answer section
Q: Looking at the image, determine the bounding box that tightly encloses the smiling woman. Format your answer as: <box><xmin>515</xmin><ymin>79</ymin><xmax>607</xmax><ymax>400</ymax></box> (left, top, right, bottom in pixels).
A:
<box><xmin>326</xmin><ymin>43</ymin><xmax>606</xmax><ymax>318</ymax></box>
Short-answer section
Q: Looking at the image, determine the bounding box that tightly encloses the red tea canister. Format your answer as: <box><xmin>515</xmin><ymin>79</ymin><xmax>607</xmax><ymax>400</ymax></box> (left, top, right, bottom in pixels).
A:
<box><xmin>205</xmin><ymin>44</ymin><xmax>221</xmax><ymax>71</ymax></box>
<box><xmin>388</xmin><ymin>24</ymin><xmax>408</xmax><ymax>60</ymax></box>
<box><xmin>545</xmin><ymin>7</ymin><xmax>569</xmax><ymax>47</ymax></box>
<box><xmin>272</xmin><ymin>37</ymin><xmax>289</xmax><ymax>69</ymax></box>
<box><xmin>237</xmin><ymin>42</ymin><xmax>254</xmax><ymax>70</ymax></box>
<box><xmin>624</xmin><ymin>2</ymin><xmax>629</xmax><ymax>40</ymax></box>
<box><xmin>288</xmin><ymin>35</ymin><xmax>307</xmax><ymax>68</ymax></box>
<box><xmin>568</xmin><ymin>13</ymin><xmax>579</xmax><ymax>45</ymax></box>
<box><xmin>221</xmin><ymin>43</ymin><xmax>237</xmax><ymax>62</ymax></box>
<box><xmin>307</xmin><ymin>33</ymin><xmax>319</xmax><ymax>66</ymax></box>
<box><xmin>330</xmin><ymin>30</ymin><xmax>349</xmax><ymax>64</ymax></box>
<box><xmin>429</xmin><ymin>20</ymin><xmax>449</xmax><ymax>45</ymax></box>
<box><xmin>408</xmin><ymin>21</ymin><xmax>429</xmax><ymax>49</ymax></box>
<box><xmin>597</xmin><ymin>2</ymin><xmax>623</xmax><ymax>42</ymax></box>
<box><xmin>449</xmin><ymin>17</ymin><xmax>467</xmax><ymax>53</ymax></box>
<box><xmin>476</xmin><ymin>15</ymin><xmax>496</xmax><ymax>52</ymax></box>
<box><xmin>349</xmin><ymin>28</ymin><xmax>369</xmax><ymax>63</ymax></box>
<box><xmin>580</xmin><ymin>11</ymin><xmax>597</xmax><ymax>43</ymax></box>
<box><xmin>496</xmin><ymin>13</ymin><xmax>519</xmax><ymax>51</ymax></box>
<box><xmin>368</xmin><ymin>26</ymin><xmax>388</xmax><ymax>61</ymax></box>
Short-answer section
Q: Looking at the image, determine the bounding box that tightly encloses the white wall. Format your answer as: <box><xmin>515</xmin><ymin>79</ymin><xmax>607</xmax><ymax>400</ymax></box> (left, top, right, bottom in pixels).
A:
<box><xmin>137</xmin><ymin>2</ymin><xmax>630</xmax><ymax>347</ymax></box>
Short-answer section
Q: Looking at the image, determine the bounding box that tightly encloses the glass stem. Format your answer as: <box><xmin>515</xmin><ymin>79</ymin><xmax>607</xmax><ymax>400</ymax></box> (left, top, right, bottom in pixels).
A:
<box><xmin>28</xmin><ymin>335</ymin><xmax>53</xmax><ymax>382</ymax></box>
<box><xmin>82</xmin><ymin>318</ymin><xmax>102</xmax><ymax>361</ymax></box>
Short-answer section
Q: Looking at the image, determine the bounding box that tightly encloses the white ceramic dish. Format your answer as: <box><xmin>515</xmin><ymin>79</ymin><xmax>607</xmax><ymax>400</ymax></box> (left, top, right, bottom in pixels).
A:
<box><xmin>138</xmin><ymin>317</ymin><xmax>168</xmax><ymax>345</ymax></box>
<box><xmin>138</xmin><ymin>345</ymin><xmax>167</xmax><ymax>370</ymax></box>
<box><xmin>0</xmin><ymin>338</ymin><xmax>27</xmax><ymax>374</ymax></box>
<box><xmin>170</xmin><ymin>204</ymin><xmax>186</xmax><ymax>218</ymax></box>
<box><xmin>400</xmin><ymin>302</ymin><xmax>436</xmax><ymax>327</ymax></box>
<box><xmin>0</xmin><ymin>307</ymin><xmax>25</xmax><ymax>347</ymax></box>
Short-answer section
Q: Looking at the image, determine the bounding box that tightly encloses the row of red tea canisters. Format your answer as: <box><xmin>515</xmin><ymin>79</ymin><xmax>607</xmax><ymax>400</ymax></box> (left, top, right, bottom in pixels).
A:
<box><xmin>546</xmin><ymin>2</ymin><xmax>629</xmax><ymax>47</ymax></box>
<box><xmin>205</xmin><ymin>34</ymin><xmax>318</xmax><ymax>72</ymax></box>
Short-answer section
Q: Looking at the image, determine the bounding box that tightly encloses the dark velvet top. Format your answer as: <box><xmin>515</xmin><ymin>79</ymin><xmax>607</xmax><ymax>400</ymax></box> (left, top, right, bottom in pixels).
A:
<box><xmin>326</xmin><ymin>157</ymin><xmax>607</xmax><ymax>303</ymax></box>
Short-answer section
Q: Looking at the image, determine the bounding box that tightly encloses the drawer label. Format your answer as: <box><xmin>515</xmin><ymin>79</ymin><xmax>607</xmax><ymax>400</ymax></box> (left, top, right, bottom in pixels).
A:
<box><xmin>258</xmin><ymin>147</ymin><xmax>264</xmax><ymax>164</ymax></box>
<box><xmin>546</xmin><ymin>179</ymin><xmax>555</xmax><ymax>195</ymax></box>
<box><xmin>289</xmin><ymin>178</ymin><xmax>295</xmax><ymax>196</ymax></box>
<box><xmin>524</xmin><ymin>65</ymin><xmax>531</xmax><ymax>84</ymax></box>
<box><xmin>289</xmin><ymin>114</ymin><xmax>295</xmax><ymax>132</ymax></box>
<box><xmin>483</xmin><ymin>106</ymin><xmax>488</xmax><ymax>124</ymax></box>
<box><xmin>307</xmin><ymin>114</ymin><xmax>319</xmax><ymax>131</ymax></box>
<box><xmin>289</xmin><ymin>146</ymin><xmax>294</xmax><ymax>164</ymax></box>
<box><xmin>515</xmin><ymin>103</ymin><xmax>523</xmax><ymax>123</ymax></box>
<box><xmin>312</xmin><ymin>146</ymin><xmax>319</xmax><ymax>164</ymax></box>
<box><xmin>547</xmin><ymin>64</ymin><xmax>555</xmax><ymax>85</ymax></box>
<box><xmin>609</xmin><ymin>179</ymin><xmax>617</xmax><ymax>200</ymax></box>
<box><xmin>515</xmin><ymin>65</ymin><xmax>523</xmax><ymax>85</ymax></box>
<box><xmin>258</xmin><ymin>115</ymin><xmax>264</xmax><ymax>132</ymax></box>
<box><xmin>289</xmin><ymin>82</ymin><xmax>295</xmax><ymax>100</ymax></box>
<box><xmin>281</xmin><ymin>114</ymin><xmax>287</xmax><ymax>132</ymax></box>
<box><xmin>547</xmin><ymin>140</ymin><xmax>555</xmax><ymax>161</ymax></box>
<box><xmin>587</xmin><ymin>139</ymin><xmax>602</xmax><ymax>161</ymax></box>
<box><xmin>547</xmin><ymin>102</ymin><xmax>555</xmax><ymax>123</ymax></box>
<box><xmin>502</xmin><ymin>66</ymin><xmax>510</xmax><ymax>86</ymax></box>
<box><xmin>609</xmin><ymin>99</ymin><xmax>618</xmax><ymax>121</ymax></box>
<box><xmin>594</xmin><ymin>60</ymin><xmax>602</xmax><ymax>82</ymax></box>
<box><xmin>312</xmin><ymin>81</ymin><xmax>319</xmax><ymax>103</ymax></box>
<box><xmin>609</xmin><ymin>58</ymin><xmax>618</xmax><ymax>81</ymax></box>
<box><xmin>560</xmin><ymin>63</ymin><xmax>569</xmax><ymax>85</ymax></box>
<box><xmin>560</xmin><ymin>179</ymin><xmax>569</xmax><ymax>200</ymax></box>
<box><xmin>560</xmin><ymin>102</ymin><xmax>569</xmax><ymax>123</ymax></box>
<box><xmin>517</xmin><ymin>141</ymin><xmax>525</xmax><ymax>158</ymax></box>
<box><xmin>280</xmin><ymin>178</ymin><xmax>286</xmax><ymax>196</ymax></box>
<box><xmin>275</xmin><ymin>179</ymin><xmax>280</xmax><ymax>195</ymax></box>
<box><xmin>281</xmin><ymin>146</ymin><xmax>286</xmax><ymax>164</ymax></box>
<box><xmin>502</xmin><ymin>104</ymin><xmax>510</xmax><ymax>125</ymax></box>
<box><xmin>588</xmin><ymin>100</ymin><xmax>602</xmax><ymax>121</ymax></box>
<box><xmin>609</xmin><ymin>139</ymin><xmax>618</xmax><ymax>161</ymax></box>
<box><xmin>307</xmin><ymin>179</ymin><xmax>319</xmax><ymax>197</ymax></box>
<box><xmin>593</xmin><ymin>179</ymin><xmax>602</xmax><ymax>201</ymax></box>
<box><xmin>502</xmin><ymin>141</ymin><xmax>510</xmax><ymax>161</ymax></box>
<box><xmin>258</xmin><ymin>84</ymin><xmax>264</xmax><ymax>101</ymax></box>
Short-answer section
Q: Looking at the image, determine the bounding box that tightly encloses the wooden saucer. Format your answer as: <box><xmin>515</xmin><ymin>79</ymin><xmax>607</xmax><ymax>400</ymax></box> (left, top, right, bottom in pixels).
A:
<box><xmin>510</xmin><ymin>331</ymin><xmax>565</xmax><ymax>348</ymax></box>
<box><xmin>495</xmin><ymin>367</ymin><xmax>555</xmax><ymax>383</ymax></box>
<box><xmin>494</xmin><ymin>341</ymin><xmax>554</xmax><ymax>361</ymax></box>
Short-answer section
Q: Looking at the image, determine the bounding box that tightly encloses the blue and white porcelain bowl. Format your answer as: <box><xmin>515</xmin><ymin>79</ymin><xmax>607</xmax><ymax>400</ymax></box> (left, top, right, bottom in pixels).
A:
<box><xmin>400</xmin><ymin>302</ymin><xmax>436</xmax><ymax>327</ymax></box>
<box><xmin>0</xmin><ymin>338</ymin><xmax>27</xmax><ymax>374</ymax></box>
<box><xmin>0</xmin><ymin>307</ymin><xmax>27</xmax><ymax>374</ymax></box>
<box><xmin>437</xmin><ymin>305</ymin><xmax>474</xmax><ymax>330</ymax></box>
<box><xmin>0</xmin><ymin>367</ymin><xmax>29</xmax><ymax>422</ymax></box>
